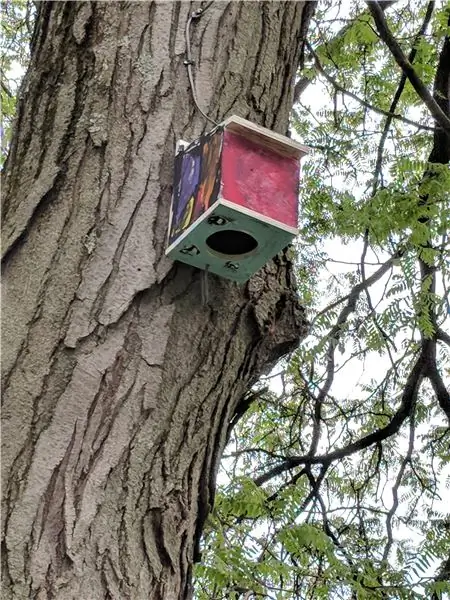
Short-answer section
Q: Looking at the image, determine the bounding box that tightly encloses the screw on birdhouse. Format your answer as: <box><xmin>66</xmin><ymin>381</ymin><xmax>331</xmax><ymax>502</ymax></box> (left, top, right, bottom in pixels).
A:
<box><xmin>207</xmin><ymin>215</ymin><xmax>230</xmax><ymax>226</ymax></box>
<box><xmin>176</xmin><ymin>140</ymin><xmax>189</xmax><ymax>154</ymax></box>
<box><xmin>180</xmin><ymin>244</ymin><xmax>200</xmax><ymax>256</ymax></box>
<box><xmin>225</xmin><ymin>261</ymin><xmax>239</xmax><ymax>272</ymax></box>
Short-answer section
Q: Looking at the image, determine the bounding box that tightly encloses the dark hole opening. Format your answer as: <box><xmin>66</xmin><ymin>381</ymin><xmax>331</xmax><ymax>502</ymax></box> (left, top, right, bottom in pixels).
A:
<box><xmin>206</xmin><ymin>230</ymin><xmax>258</xmax><ymax>256</ymax></box>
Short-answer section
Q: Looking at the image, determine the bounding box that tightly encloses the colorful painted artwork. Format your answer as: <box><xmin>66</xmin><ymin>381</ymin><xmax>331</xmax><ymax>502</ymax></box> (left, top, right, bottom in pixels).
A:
<box><xmin>194</xmin><ymin>129</ymin><xmax>223</xmax><ymax>221</ymax></box>
<box><xmin>168</xmin><ymin>128</ymin><xmax>223</xmax><ymax>244</ymax></box>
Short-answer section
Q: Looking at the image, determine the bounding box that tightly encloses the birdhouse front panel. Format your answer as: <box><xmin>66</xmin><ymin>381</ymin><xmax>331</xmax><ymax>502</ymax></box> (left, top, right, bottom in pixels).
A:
<box><xmin>166</xmin><ymin>116</ymin><xmax>309</xmax><ymax>283</ymax></box>
<box><xmin>221</xmin><ymin>130</ymin><xmax>299</xmax><ymax>230</ymax></box>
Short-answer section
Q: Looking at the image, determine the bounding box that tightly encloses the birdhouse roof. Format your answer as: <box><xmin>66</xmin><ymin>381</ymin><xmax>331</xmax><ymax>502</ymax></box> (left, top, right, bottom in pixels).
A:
<box><xmin>223</xmin><ymin>115</ymin><xmax>310</xmax><ymax>160</ymax></box>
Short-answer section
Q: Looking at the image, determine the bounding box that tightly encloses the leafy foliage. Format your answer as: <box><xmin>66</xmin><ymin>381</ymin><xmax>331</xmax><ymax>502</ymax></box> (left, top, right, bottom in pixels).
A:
<box><xmin>1</xmin><ymin>0</ymin><xmax>34</xmax><ymax>163</ymax></box>
<box><xmin>196</xmin><ymin>1</ymin><xmax>450</xmax><ymax>598</ymax></box>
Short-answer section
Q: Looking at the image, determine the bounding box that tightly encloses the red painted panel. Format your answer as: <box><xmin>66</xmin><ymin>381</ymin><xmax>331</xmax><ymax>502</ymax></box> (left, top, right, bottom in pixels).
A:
<box><xmin>221</xmin><ymin>130</ymin><xmax>299</xmax><ymax>229</ymax></box>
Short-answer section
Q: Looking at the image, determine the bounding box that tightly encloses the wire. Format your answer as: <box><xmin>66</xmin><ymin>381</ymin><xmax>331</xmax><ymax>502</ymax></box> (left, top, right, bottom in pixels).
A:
<box><xmin>184</xmin><ymin>2</ymin><xmax>219</xmax><ymax>127</ymax></box>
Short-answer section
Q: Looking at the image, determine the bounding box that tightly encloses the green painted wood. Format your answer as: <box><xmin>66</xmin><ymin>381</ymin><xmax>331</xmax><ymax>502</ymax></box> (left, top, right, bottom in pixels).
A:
<box><xmin>166</xmin><ymin>200</ymin><xmax>295</xmax><ymax>283</ymax></box>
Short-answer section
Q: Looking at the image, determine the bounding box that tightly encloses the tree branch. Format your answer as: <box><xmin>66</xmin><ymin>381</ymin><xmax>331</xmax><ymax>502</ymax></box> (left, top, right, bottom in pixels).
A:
<box><xmin>428</xmin><ymin>363</ymin><xmax>450</xmax><ymax>422</ymax></box>
<box><xmin>311</xmin><ymin>251</ymin><xmax>401</xmax><ymax>329</ymax></box>
<box><xmin>305</xmin><ymin>41</ymin><xmax>434</xmax><ymax>131</ymax></box>
<box><xmin>370</xmin><ymin>0</ymin><xmax>436</xmax><ymax>193</ymax></box>
<box><xmin>254</xmin><ymin>344</ymin><xmax>426</xmax><ymax>486</ymax></box>
<box><xmin>437</xmin><ymin>328</ymin><xmax>450</xmax><ymax>348</ymax></box>
<box><xmin>367</xmin><ymin>1</ymin><xmax>450</xmax><ymax>136</ymax></box>
<box><xmin>381</xmin><ymin>414</ymin><xmax>415</xmax><ymax>562</ymax></box>
<box><xmin>306</xmin><ymin>251</ymin><xmax>401</xmax><ymax>458</ymax></box>
<box><xmin>416</xmin><ymin>19</ymin><xmax>450</xmax><ymax>422</ymax></box>
<box><xmin>294</xmin><ymin>1</ymin><xmax>397</xmax><ymax>103</ymax></box>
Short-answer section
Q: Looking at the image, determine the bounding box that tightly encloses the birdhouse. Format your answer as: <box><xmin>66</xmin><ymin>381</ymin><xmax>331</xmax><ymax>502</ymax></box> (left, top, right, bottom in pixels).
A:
<box><xmin>166</xmin><ymin>115</ymin><xmax>309</xmax><ymax>283</ymax></box>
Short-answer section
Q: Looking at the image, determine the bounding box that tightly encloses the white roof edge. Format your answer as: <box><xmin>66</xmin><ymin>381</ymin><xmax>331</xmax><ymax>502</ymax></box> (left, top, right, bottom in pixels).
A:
<box><xmin>222</xmin><ymin>114</ymin><xmax>310</xmax><ymax>156</ymax></box>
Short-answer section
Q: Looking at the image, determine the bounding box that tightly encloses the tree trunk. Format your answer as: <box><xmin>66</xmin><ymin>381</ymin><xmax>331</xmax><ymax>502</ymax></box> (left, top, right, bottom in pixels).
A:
<box><xmin>1</xmin><ymin>2</ymin><xmax>309</xmax><ymax>598</ymax></box>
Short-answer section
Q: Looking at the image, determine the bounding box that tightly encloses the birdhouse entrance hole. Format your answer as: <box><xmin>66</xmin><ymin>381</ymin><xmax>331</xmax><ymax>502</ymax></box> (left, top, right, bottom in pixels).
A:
<box><xmin>206</xmin><ymin>230</ymin><xmax>258</xmax><ymax>257</ymax></box>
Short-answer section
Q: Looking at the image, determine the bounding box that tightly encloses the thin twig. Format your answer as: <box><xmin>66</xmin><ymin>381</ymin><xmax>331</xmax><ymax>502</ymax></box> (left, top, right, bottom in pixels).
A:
<box><xmin>254</xmin><ymin>342</ymin><xmax>426</xmax><ymax>486</ymax></box>
<box><xmin>310</xmin><ymin>251</ymin><xmax>401</xmax><ymax>329</ymax></box>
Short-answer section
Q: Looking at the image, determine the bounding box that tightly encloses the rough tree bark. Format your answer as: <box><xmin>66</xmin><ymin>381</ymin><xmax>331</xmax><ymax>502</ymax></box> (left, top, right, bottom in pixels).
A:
<box><xmin>1</xmin><ymin>2</ymin><xmax>310</xmax><ymax>599</ymax></box>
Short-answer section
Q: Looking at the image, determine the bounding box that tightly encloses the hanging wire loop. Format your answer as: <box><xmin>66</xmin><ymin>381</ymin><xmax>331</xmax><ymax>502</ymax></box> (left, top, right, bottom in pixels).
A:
<box><xmin>184</xmin><ymin>2</ymin><xmax>219</xmax><ymax>127</ymax></box>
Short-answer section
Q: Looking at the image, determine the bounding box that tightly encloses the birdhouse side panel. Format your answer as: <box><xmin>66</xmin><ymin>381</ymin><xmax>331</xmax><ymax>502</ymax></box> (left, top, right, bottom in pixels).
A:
<box><xmin>221</xmin><ymin>130</ymin><xmax>299</xmax><ymax>230</ymax></box>
<box><xmin>168</xmin><ymin>127</ymin><xmax>224</xmax><ymax>245</ymax></box>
